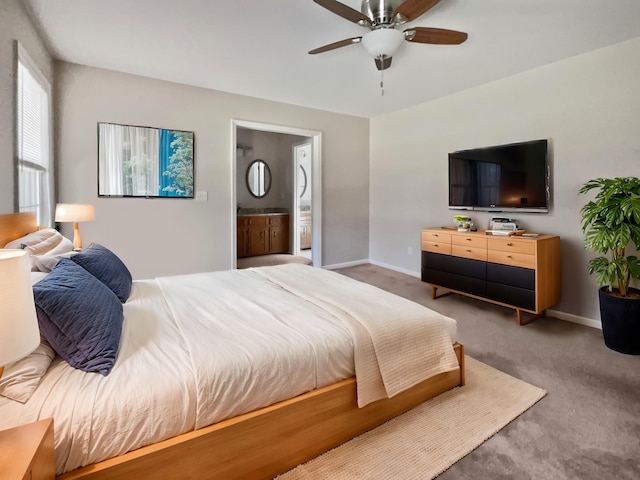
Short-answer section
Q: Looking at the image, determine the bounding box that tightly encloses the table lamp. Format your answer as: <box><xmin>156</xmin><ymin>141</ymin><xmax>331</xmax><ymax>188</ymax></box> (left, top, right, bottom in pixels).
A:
<box><xmin>0</xmin><ymin>250</ymin><xmax>40</xmax><ymax>378</ymax></box>
<box><xmin>55</xmin><ymin>204</ymin><xmax>95</xmax><ymax>250</ymax></box>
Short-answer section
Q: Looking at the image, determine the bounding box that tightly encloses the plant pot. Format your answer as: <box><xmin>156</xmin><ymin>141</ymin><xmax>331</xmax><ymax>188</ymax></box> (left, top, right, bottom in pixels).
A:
<box><xmin>598</xmin><ymin>287</ymin><xmax>640</xmax><ymax>355</ymax></box>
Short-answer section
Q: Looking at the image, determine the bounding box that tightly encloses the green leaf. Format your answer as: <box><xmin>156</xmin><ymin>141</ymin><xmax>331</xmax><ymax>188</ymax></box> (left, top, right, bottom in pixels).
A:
<box><xmin>580</xmin><ymin>177</ymin><xmax>640</xmax><ymax>295</ymax></box>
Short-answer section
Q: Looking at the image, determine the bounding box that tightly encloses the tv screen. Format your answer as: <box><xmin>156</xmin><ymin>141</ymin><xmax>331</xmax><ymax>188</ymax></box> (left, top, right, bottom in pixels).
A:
<box><xmin>448</xmin><ymin>139</ymin><xmax>549</xmax><ymax>213</ymax></box>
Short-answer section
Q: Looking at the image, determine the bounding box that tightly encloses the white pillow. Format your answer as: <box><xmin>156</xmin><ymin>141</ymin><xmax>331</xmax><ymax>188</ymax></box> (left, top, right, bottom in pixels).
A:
<box><xmin>4</xmin><ymin>228</ymin><xmax>73</xmax><ymax>271</ymax></box>
<box><xmin>31</xmin><ymin>251</ymin><xmax>77</xmax><ymax>273</ymax></box>
<box><xmin>5</xmin><ymin>228</ymin><xmax>61</xmax><ymax>251</ymax></box>
<box><xmin>0</xmin><ymin>335</ymin><xmax>56</xmax><ymax>403</ymax></box>
<box><xmin>30</xmin><ymin>271</ymin><xmax>49</xmax><ymax>284</ymax></box>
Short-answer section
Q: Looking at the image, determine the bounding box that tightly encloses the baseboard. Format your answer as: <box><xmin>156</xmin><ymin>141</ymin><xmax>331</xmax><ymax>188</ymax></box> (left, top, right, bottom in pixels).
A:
<box><xmin>547</xmin><ymin>309</ymin><xmax>601</xmax><ymax>330</ymax></box>
<box><xmin>323</xmin><ymin>259</ymin><xmax>369</xmax><ymax>270</ymax></box>
<box><xmin>368</xmin><ymin>259</ymin><xmax>421</xmax><ymax>278</ymax></box>
<box><xmin>366</xmin><ymin>259</ymin><xmax>603</xmax><ymax>330</ymax></box>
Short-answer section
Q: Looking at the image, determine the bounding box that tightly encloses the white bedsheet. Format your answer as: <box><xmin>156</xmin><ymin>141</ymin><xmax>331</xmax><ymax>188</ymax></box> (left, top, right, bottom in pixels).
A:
<box><xmin>0</xmin><ymin>265</ymin><xmax>457</xmax><ymax>475</ymax></box>
<box><xmin>0</xmin><ymin>280</ymin><xmax>197</xmax><ymax>474</ymax></box>
<box><xmin>156</xmin><ymin>268</ymin><xmax>355</xmax><ymax>429</ymax></box>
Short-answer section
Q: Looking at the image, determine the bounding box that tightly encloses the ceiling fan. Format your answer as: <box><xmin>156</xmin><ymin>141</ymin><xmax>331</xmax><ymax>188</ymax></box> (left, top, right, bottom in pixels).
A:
<box><xmin>309</xmin><ymin>0</ymin><xmax>468</xmax><ymax>71</ymax></box>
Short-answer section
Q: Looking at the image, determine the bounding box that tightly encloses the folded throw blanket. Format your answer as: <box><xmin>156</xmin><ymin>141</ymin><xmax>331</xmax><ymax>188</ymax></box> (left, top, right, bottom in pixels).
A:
<box><xmin>254</xmin><ymin>264</ymin><xmax>459</xmax><ymax>407</ymax></box>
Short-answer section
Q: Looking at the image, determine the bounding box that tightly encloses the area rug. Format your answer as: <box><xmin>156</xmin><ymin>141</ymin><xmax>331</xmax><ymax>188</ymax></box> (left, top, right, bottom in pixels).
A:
<box><xmin>277</xmin><ymin>357</ymin><xmax>546</xmax><ymax>479</ymax></box>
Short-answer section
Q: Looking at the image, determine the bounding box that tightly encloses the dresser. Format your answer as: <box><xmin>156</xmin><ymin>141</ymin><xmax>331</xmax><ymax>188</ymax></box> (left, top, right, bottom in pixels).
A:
<box><xmin>421</xmin><ymin>227</ymin><xmax>561</xmax><ymax>324</ymax></box>
<box><xmin>237</xmin><ymin>213</ymin><xmax>290</xmax><ymax>258</ymax></box>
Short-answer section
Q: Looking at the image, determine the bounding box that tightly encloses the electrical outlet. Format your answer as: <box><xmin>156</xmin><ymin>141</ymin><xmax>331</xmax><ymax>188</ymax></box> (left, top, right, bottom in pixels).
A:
<box><xmin>407</xmin><ymin>246</ymin><xmax>413</xmax><ymax>255</ymax></box>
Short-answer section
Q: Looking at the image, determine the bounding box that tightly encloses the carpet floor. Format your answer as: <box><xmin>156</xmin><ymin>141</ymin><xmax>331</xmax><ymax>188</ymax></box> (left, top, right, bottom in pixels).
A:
<box><xmin>332</xmin><ymin>264</ymin><xmax>640</xmax><ymax>480</ymax></box>
<box><xmin>278</xmin><ymin>357</ymin><xmax>545</xmax><ymax>479</ymax></box>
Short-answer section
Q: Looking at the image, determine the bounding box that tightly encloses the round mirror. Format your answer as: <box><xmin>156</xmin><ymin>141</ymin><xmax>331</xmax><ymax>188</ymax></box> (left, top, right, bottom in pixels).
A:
<box><xmin>246</xmin><ymin>159</ymin><xmax>271</xmax><ymax>198</ymax></box>
<box><xmin>298</xmin><ymin>165</ymin><xmax>307</xmax><ymax>198</ymax></box>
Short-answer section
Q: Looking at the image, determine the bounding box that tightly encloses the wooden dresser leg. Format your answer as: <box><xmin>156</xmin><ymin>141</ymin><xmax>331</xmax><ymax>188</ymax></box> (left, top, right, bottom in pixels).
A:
<box><xmin>431</xmin><ymin>285</ymin><xmax>452</xmax><ymax>300</ymax></box>
<box><xmin>517</xmin><ymin>309</ymin><xmax>546</xmax><ymax>325</ymax></box>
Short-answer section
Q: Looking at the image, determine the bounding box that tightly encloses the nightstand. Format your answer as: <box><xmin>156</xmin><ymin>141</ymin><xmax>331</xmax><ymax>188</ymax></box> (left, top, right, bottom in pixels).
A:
<box><xmin>0</xmin><ymin>418</ymin><xmax>55</xmax><ymax>480</ymax></box>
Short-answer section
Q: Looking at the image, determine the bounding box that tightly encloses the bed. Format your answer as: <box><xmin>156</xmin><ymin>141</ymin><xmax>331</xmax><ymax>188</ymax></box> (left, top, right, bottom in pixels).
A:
<box><xmin>0</xmin><ymin>212</ymin><xmax>465</xmax><ymax>480</ymax></box>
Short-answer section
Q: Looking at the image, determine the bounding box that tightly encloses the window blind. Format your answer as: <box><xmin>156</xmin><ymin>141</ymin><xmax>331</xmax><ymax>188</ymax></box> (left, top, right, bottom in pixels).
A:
<box><xmin>17</xmin><ymin>43</ymin><xmax>52</xmax><ymax>226</ymax></box>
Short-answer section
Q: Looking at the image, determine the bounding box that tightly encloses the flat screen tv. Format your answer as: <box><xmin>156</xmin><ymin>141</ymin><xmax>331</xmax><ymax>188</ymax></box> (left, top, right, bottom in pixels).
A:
<box><xmin>448</xmin><ymin>139</ymin><xmax>549</xmax><ymax>213</ymax></box>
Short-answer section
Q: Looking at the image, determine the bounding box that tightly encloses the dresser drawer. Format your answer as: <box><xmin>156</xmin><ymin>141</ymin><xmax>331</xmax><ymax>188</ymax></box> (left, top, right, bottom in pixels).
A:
<box><xmin>422</xmin><ymin>269</ymin><xmax>486</xmax><ymax>298</ymax></box>
<box><xmin>422</xmin><ymin>252</ymin><xmax>486</xmax><ymax>280</ymax></box>
<box><xmin>246</xmin><ymin>216</ymin><xmax>269</xmax><ymax>226</ymax></box>
<box><xmin>421</xmin><ymin>230</ymin><xmax>452</xmax><ymax>244</ymax></box>
<box><xmin>452</xmin><ymin>234</ymin><xmax>487</xmax><ymax>249</ymax></box>
<box><xmin>486</xmin><ymin>282</ymin><xmax>535</xmax><ymax>311</ymax></box>
<box><xmin>452</xmin><ymin>244</ymin><xmax>487</xmax><ymax>261</ymax></box>
<box><xmin>487</xmin><ymin>262</ymin><xmax>535</xmax><ymax>290</ymax></box>
<box><xmin>487</xmin><ymin>249</ymin><xmax>535</xmax><ymax>269</ymax></box>
<box><xmin>268</xmin><ymin>215</ymin><xmax>288</xmax><ymax>226</ymax></box>
<box><xmin>422</xmin><ymin>241</ymin><xmax>452</xmax><ymax>255</ymax></box>
<box><xmin>487</xmin><ymin>237</ymin><xmax>535</xmax><ymax>255</ymax></box>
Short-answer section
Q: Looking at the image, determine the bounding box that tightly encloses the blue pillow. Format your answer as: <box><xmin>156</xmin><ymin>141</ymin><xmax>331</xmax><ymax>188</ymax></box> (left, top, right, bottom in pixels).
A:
<box><xmin>70</xmin><ymin>244</ymin><xmax>132</xmax><ymax>302</ymax></box>
<box><xmin>33</xmin><ymin>259</ymin><xmax>123</xmax><ymax>375</ymax></box>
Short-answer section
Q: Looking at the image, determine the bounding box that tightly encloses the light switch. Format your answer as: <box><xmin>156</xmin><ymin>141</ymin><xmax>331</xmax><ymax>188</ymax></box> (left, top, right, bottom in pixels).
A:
<box><xmin>195</xmin><ymin>191</ymin><xmax>208</xmax><ymax>201</ymax></box>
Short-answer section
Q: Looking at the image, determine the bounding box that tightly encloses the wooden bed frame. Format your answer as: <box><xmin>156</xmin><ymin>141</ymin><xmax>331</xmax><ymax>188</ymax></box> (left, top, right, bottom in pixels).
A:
<box><xmin>0</xmin><ymin>212</ymin><xmax>42</xmax><ymax>247</ymax></box>
<box><xmin>0</xmin><ymin>212</ymin><xmax>466</xmax><ymax>480</ymax></box>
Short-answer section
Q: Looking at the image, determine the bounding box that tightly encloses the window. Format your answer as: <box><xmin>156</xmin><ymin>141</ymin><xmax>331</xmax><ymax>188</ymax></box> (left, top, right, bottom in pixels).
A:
<box><xmin>16</xmin><ymin>43</ymin><xmax>53</xmax><ymax>226</ymax></box>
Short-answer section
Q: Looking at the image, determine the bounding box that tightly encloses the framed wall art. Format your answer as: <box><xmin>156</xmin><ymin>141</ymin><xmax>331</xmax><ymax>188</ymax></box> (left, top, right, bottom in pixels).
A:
<box><xmin>98</xmin><ymin>122</ymin><xmax>194</xmax><ymax>198</ymax></box>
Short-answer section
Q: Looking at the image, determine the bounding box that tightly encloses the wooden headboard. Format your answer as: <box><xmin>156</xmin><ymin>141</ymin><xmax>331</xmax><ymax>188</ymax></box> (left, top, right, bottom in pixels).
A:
<box><xmin>0</xmin><ymin>212</ymin><xmax>38</xmax><ymax>247</ymax></box>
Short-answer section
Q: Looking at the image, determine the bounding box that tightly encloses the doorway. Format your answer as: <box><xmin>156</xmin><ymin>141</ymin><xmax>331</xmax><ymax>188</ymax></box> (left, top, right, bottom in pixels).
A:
<box><xmin>293</xmin><ymin>140</ymin><xmax>313</xmax><ymax>261</ymax></box>
<box><xmin>232</xmin><ymin>120</ymin><xmax>322</xmax><ymax>268</ymax></box>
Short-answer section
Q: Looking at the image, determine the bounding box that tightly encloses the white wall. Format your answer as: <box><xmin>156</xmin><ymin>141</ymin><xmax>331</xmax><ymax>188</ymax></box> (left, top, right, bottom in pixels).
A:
<box><xmin>0</xmin><ymin>0</ymin><xmax>53</xmax><ymax>214</ymax></box>
<box><xmin>55</xmin><ymin>63</ymin><xmax>370</xmax><ymax>279</ymax></box>
<box><xmin>369</xmin><ymin>37</ymin><xmax>640</xmax><ymax>324</ymax></box>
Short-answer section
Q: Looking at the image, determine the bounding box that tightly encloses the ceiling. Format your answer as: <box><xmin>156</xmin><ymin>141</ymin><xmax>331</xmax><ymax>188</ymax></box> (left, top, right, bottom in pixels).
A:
<box><xmin>23</xmin><ymin>0</ymin><xmax>640</xmax><ymax>118</ymax></box>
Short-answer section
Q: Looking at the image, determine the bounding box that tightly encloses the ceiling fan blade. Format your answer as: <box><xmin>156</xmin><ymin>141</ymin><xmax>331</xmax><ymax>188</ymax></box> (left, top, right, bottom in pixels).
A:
<box><xmin>308</xmin><ymin>37</ymin><xmax>362</xmax><ymax>54</ymax></box>
<box><xmin>374</xmin><ymin>56</ymin><xmax>393</xmax><ymax>71</ymax></box>
<box><xmin>404</xmin><ymin>27</ymin><xmax>468</xmax><ymax>45</ymax></box>
<box><xmin>313</xmin><ymin>0</ymin><xmax>371</xmax><ymax>25</ymax></box>
<box><xmin>393</xmin><ymin>0</ymin><xmax>441</xmax><ymax>22</ymax></box>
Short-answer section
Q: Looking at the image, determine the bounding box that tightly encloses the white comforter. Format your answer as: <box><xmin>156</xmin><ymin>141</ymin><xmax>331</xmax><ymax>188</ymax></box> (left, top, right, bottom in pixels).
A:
<box><xmin>0</xmin><ymin>264</ymin><xmax>457</xmax><ymax>475</ymax></box>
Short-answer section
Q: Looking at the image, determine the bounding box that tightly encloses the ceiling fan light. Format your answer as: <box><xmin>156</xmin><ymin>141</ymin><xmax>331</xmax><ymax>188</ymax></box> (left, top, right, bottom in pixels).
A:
<box><xmin>361</xmin><ymin>28</ymin><xmax>403</xmax><ymax>59</ymax></box>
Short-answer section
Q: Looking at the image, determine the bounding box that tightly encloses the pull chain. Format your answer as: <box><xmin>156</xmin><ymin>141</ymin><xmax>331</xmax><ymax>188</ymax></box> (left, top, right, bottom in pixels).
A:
<box><xmin>379</xmin><ymin>56</ymin><xmax>385</xmax><ymax>96</ymax></box>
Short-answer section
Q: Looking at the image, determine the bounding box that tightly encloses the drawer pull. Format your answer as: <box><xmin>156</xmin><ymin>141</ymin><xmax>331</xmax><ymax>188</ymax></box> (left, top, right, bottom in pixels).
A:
<box><xmin>466</xmin><ymin>238</ymin><xmax>472</xmax><ymax>241</ymax></box>
<box><xmin>507</xmin><ymin>255</ymin><xmax>513</xmax><ymax>259</ymax></box>
<box><xmin>434</xmin><ymin>243</ymin><xmax>439</xmax><ymax>247</ymax></box>
<box><xmin>466</xmin><ymin>249</ymin><xmax>471</xmax><ymax>253</ymax></box>
<box><xmin>507</xmin><ymin>243</ymin><xmax>513</xmax><ymax>246</ymax></box>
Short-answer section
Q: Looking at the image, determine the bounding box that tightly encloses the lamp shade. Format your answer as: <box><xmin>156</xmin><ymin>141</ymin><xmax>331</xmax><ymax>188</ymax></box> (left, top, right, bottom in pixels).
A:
<box><xmin>361</xmin><ymin>28</ymin><xmax>404</xmax><ymax>59</ymax></box>
<box><xmin>55</xmin><ymin>204</ymin><xmax>95</xmax><ymax>223</ymax></box>
<box><xmin>0</xmin><ymin>250</ymin><xmax>40</xmax><ymax>367</ymax></box>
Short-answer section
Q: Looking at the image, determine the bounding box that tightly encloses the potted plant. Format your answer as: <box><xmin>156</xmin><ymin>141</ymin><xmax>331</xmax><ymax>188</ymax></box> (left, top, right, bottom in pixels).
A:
<box><xmin>453</xmin><ymin>215</ymin><xmax>473</xmax><ymax>232</ymax></box>
<box><xmin>579</xmin><ymin>177</ymin><xmax>640</xmax><ymax>354</ymax></box>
